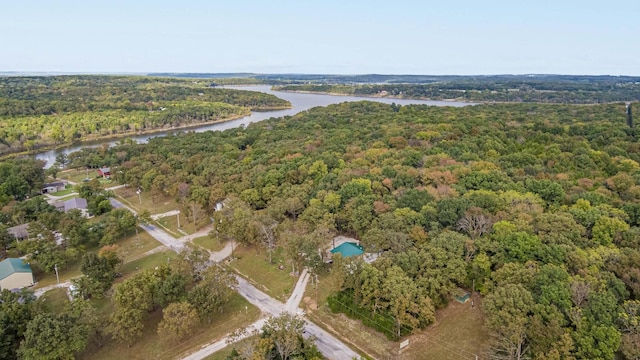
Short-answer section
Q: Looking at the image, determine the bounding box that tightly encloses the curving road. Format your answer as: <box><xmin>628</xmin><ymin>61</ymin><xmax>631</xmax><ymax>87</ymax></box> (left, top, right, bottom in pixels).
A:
<box><xmin>109</xmin><ymin>197</ymin><xmax>360</xmax><ymax>360</ymax></box>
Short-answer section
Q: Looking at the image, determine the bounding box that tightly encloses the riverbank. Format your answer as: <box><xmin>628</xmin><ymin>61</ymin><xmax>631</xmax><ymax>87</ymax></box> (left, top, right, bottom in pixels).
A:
<box><xmin>0</xmin><ymin>111</ymin><xmax>255</xmax><ymax>161</ymax></box>
<box><xmin>272</xmin><ymin>88</ymin><xmax>475</xmax><ymax>103</ymax></box>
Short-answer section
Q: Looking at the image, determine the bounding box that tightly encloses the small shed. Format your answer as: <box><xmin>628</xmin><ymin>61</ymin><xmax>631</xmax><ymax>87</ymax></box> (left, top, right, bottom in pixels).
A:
<box><xmin>454</xmin><ymin>288</ymin><xmax>470</xmax><ymax>303</ymax></box>
<box><xmin>98</xmin><ymin>167</ymin><xmax>111</xmax><ymax>178</ymax></box>
<box><xmin>330</xmin><ymin>242</ymin><xmax>364</xmax><ymax>258</ymax></box>
<box><xmin>0</xmin><ymin>258</ymin><xmax>34</xmax><ymax>290</ymax></box>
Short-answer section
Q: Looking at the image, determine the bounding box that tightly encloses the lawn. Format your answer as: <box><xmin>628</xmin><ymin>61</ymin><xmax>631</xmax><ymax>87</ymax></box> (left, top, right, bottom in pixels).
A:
<box><xmin>118</xmin><ymin>230</ymin><xmax>163</xmax><ymax>263</ymax></box>
<box><xmin>227</xmin><ymin>245</ymin><xmax>297</xmax><ymax>302</ymax></box>
<box><xmin>193</xmin><ymin>235</ymin><xmax>225</xmax><ymax>252</ymax></box>
<box><xmin>34</xmin><ymin>229</ymin><xmax>161</xmax><ymax>288</ymax></box>
<box><xmin>34</xmin><ymin>260</ymin><xmax>82</xmax><ymax>289</ymax></box>
<box><xmin>39</xmin><ymin>288</ymin><xmax>70</xmax><ymax>313</ymax></box>
<box><xmin>119</xmin><ymin>250</ymin><xmax>178</xmax><ymax>279</ymax></box>
<box><xmin>78</xmin><ymin>293</ymin><xmax>261</xmax><ymax>360</ymax></box>
<box><xmin>402</xmin><ymin>295</ymin><xmax>489</xmax><ymax>360</ymax></box>
<box><xmin>113</xmin><ymin>187</ymin><xmax>180</xmax><ymax>215</ymax></box>
<box><xmin>59</xmin><ymin>168</ymin><xmax>95</xmax><ymax>183</ymax></box>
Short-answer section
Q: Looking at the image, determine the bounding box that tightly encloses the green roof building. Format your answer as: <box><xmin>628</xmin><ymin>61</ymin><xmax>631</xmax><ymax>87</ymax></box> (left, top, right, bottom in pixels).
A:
<box><xmin>330</xmin><ymin>242</ymin><xmax>364</xmax><ymax>258</ymax></box>
<box><xmin>0</xmin><ymin>258</ymin><xmax>34</xmax><ymax>290</ymax></box>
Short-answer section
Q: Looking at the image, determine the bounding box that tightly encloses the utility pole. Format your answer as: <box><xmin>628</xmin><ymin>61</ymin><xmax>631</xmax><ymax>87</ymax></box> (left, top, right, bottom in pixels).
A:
<box><xmin>54</xmin><ymin>264</ymin><xmax>59</xmax><ymax>284</ymax></box>
<box><xmin>136</xmin><ymin>188</ymin><xmax>142</xmax><ymax>205</ymax></box>
<box><xmin>176</xmin><ymin>210</ymin><xmax>181</xmax><ymax>228</ymax></box>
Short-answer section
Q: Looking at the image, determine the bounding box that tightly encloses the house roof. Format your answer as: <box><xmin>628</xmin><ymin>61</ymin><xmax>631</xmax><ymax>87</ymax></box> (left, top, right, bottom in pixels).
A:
<box><xmin>330</xmin><ymin>242</ymin><xmax>364</xmax><ymax>258</ymax></box>
<box><xmin>0</xmin><ymin>258</ymin><xmax>32</xmax><ymax>280</ymax></box>
<box><xmin>7</xmin><ymin>224</ymin><xmax>29</xmax><ymax>239</ymax></box>
<box><xmin>64</xmin><ymin>197</ymin><xmax>88</xmax><ymax>212</ymax></box>
<box><xmin>99</xmin><ymin>167</ymin><xmax>111</xmax><ymax>173</ymax></box>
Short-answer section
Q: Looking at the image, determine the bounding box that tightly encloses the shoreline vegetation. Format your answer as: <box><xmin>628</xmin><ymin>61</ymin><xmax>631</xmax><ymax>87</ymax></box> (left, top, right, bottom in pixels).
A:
<box><xmin>0</xmin><ymin>75</ymin><xmax>291</xmax><ymax>159</ymax></box>
<box><xmin>273</xmin><ymin>79</ymin><xmax>640</xmax><ymax>104</ymax></box>
<box><xmin>272</xmin><ymin>87</ymin><xmax>473</xmax><ymax>103</ymax></box>
<box><xmin>0</xmin><ymin>110</ymin><xmax>263</xmax><ymax>161</ymax></box>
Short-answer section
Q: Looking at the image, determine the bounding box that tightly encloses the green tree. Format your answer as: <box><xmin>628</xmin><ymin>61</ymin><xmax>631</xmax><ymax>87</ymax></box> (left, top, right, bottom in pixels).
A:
<box><xmin>157</xmin><ymin>302</ymin><xmax>199</xmax><ymax>342</ymax></box>
<box><xmin>17</xmin><ymin>312</ymin><xmax>88</xmax><ymax>360</ymax></box>
<box><xmin>483</xmin><ymin>284</ymin><xmax>534</xmax><ymax>360</ymax></box>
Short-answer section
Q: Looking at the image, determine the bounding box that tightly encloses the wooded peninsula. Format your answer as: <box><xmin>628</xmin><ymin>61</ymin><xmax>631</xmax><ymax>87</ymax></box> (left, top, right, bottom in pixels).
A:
<box><xmin>0</xmin><ymin>76</ymin><xmax>290</xmax><ymax>156</ymax></box>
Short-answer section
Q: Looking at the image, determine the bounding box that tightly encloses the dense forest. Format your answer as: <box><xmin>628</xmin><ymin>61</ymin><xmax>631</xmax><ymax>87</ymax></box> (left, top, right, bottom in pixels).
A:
<box><xmin>44</xmin><ymin>99</ymin><xmax>640</xmax><ymax>359</ymax></box>
<box><xmin>274</xmin><ymin>76</ymin><xmax>640</xmax><ymax>104</ymax></box>
<box><xmin>0</xmin><ymin>76</ymin><xmax>290</xmax><ymax>156</ymax></box>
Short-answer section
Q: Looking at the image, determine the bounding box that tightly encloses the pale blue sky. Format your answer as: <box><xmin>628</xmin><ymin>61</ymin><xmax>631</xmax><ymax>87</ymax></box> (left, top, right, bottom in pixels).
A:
<box><xmin>1</xmin><ymin>0</ymin><xmax>637</xmax><ymax>75</ymax></box>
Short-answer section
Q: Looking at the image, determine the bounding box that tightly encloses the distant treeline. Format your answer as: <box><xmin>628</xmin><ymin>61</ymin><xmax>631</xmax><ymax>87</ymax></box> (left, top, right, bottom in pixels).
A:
<box><xmin>0</xmin><ymin>75</ymin><xmax>290</xmax><ymax>156</ymax></box>
<box><xmin>274</xmin><ymin>78</ymin><xmax>640</xmax><ymax>104</ymax></box>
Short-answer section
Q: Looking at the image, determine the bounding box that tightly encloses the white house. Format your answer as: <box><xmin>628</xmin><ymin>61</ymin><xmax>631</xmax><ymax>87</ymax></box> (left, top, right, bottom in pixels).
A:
<box><xmin>0</xmin><ymin>258</ymin><xmax>34</xmax><ymax>290</ymax></box>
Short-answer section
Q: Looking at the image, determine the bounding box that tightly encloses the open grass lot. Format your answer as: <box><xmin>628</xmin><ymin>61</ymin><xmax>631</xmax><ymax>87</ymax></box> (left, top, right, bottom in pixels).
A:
<box><xmin>156</xmin><ymin>212</ymin><xmax>204</xmax><ymax>236</ymax></box>
<box><xmin>119</xmin><ymin>250</ymin><xmax>178</xmax><ymax>279</ymax></box>
<box><xmin>118</xmin><ymin>230</ymin><xmax>163</xmax><ymax>263</ymax></box>
<box><xmin>39</xmin><ymin>287</ymin><xmax>70</xmax><ymax>313</ymax></box>
<box><xmin>59</xmin><ymin>168</ymin><xmax>95</xmax><ymax>183</ymax></box>
<box><xmin>34</xmin><ymin>229</ymin><xmax>161</xmax><ymax>288</ymax></box>
<box><xmin>227</xmin><ymin>245</ymin><xmax>297</xmax><ymax>302</ymax></box>
<box><xmin>402</xmin><ymin>295</ymin><xmax>489</xmax><ymax>360</ymax></box>
<box><xmin>78</xmin><ymin>293</ymin><xmax>261</xmax><ymax>360</ymax></box>
<box><xmin>193</xmin><ymin>235</ymin><xmax>225</xmax><ymax>252</ymax></box>
<box><xmin>113</xmin><ymin>187</ymin><xmax>179</xmax><ymax>215</ymax></box>
<box><xmin>34</xmin><ymin>260</ymin><xmax>82</xmax><ymax>289</ymax></box>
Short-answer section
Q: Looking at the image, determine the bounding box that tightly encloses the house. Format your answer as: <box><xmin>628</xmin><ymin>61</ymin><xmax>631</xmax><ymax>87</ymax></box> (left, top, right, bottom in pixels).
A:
<box><xmin>98</xmin><ymin>167</ymin><xmax>111</xmax><ymax>179</ymax></box>
<box><xmin>330</xmin><ymin>242</ymin><xmax>364</xmax><ymax>258</ymax></box>
<box><xmin>41</xmin><ymin>181</ymin><xmax>66</xmax><ymax>194</ymax></box>
<box><xmin>7</xmin><ymin>224</ymin><xmax>29</xmax><ymax>241</ymax></box>
<box><xmin>0</xmin><ymin>258</ymin><xmax>34</xmax><ymax>290</ymax></box>
<box><xmin>55</xmin><ymin>197</ymin><xmax>89</xmax><ymax>217</ymax></box>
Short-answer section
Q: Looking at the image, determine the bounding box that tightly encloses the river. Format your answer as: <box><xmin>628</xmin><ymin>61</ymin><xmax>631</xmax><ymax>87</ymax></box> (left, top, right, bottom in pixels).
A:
<box><xmin>35</xmin><ymin>85</ymin><xmax>470</xmax><ymax>167</ymax></box>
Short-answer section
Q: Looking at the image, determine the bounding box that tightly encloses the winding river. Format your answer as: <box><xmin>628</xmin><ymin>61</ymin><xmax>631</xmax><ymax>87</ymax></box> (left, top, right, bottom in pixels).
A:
<box><xmin>36</xmin><ymin>85</ymin><xmax>470</xmax><ymax>167</ymax></box>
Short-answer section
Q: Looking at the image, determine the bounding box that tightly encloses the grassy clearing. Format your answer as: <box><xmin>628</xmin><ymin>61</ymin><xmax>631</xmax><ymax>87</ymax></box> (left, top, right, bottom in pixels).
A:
<box><xmin>114</xmin><ymin>187</ymin><xmax>179</xmax><ymax>215</ymax></box>
<box><xmin>39</xmin><ymin>288</ymin><xmax>70</xmax><ymax>313</ymax></box>
<box><xmin>34</xmin><ymin>261</ymin><xmax>82</xmax><ymax>289</ymax></box>
<box><xmin>118</xmin><ymin>231</ymin><xmax>163</xmax><ymax>263</ymax></box>
<box><xmin>155</xmin><ymin>212</ymin><xmax>201</xmax><ymax>236</ymax></box>
<box><xmin>79</xmin><ymin>293</ymin><xmax>260</xmax><ymax>360</ymax></box>
<box><xmin>119</xmin><ymin>250</ymin><xmax>178</xmax><ymax>279</ymax></box>
<box><xmin>227</xmin><ymin>245</ymin><xmax>296</xmax><ymax>302</ymax></box>
<box><xmin>34</xmin><ymin>230</ymin><xmax>161</xmax><ymax>288</ymax></box>
<box><xmin>403</xmin><ymin>295</ymin><xmax>489</xmax><ymax>360</ymax></box>
<box><xmin>59</xmin><ymin>168</ymin><xmax>95</xmax><ymax>183</ymax></box>
<box><xmin>193</xmin><ymin>235</ymin><xmax>225</xmax><ymax>252</ymax></box>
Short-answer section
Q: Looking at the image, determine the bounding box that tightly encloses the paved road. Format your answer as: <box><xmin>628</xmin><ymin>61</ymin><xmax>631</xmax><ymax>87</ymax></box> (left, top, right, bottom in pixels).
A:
<box><xmin>106</xmin><ymin>199</ymin><xmax>359</xmax><ymax>360</ymax></box>
<box><xmin>286</xmin><ymin>269</ymin><xmax>309</xmax><ymax>312</ymax></box>
<box><xmin>150</xmin><ymin>209</ymin><xmax>180</xmax><ymax>220</ymax></box>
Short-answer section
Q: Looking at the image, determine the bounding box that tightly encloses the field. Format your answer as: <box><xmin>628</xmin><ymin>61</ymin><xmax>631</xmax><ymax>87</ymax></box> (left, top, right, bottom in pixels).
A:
<box><xmin>193</xmin><ymin>235</ymin><xmax>226</xmax><ymax>252</ymax></box>
<box><xmin>227</xmin><ymin>245</ymin><xmax>297</xmax><ymax>302</ymax></box>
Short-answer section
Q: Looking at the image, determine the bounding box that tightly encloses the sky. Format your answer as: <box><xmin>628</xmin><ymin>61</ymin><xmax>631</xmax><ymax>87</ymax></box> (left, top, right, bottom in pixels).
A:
<box><xmin>1</xmin><ymin>0</ymin><xmax>638</xmax><ymax>75</ymax></box>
